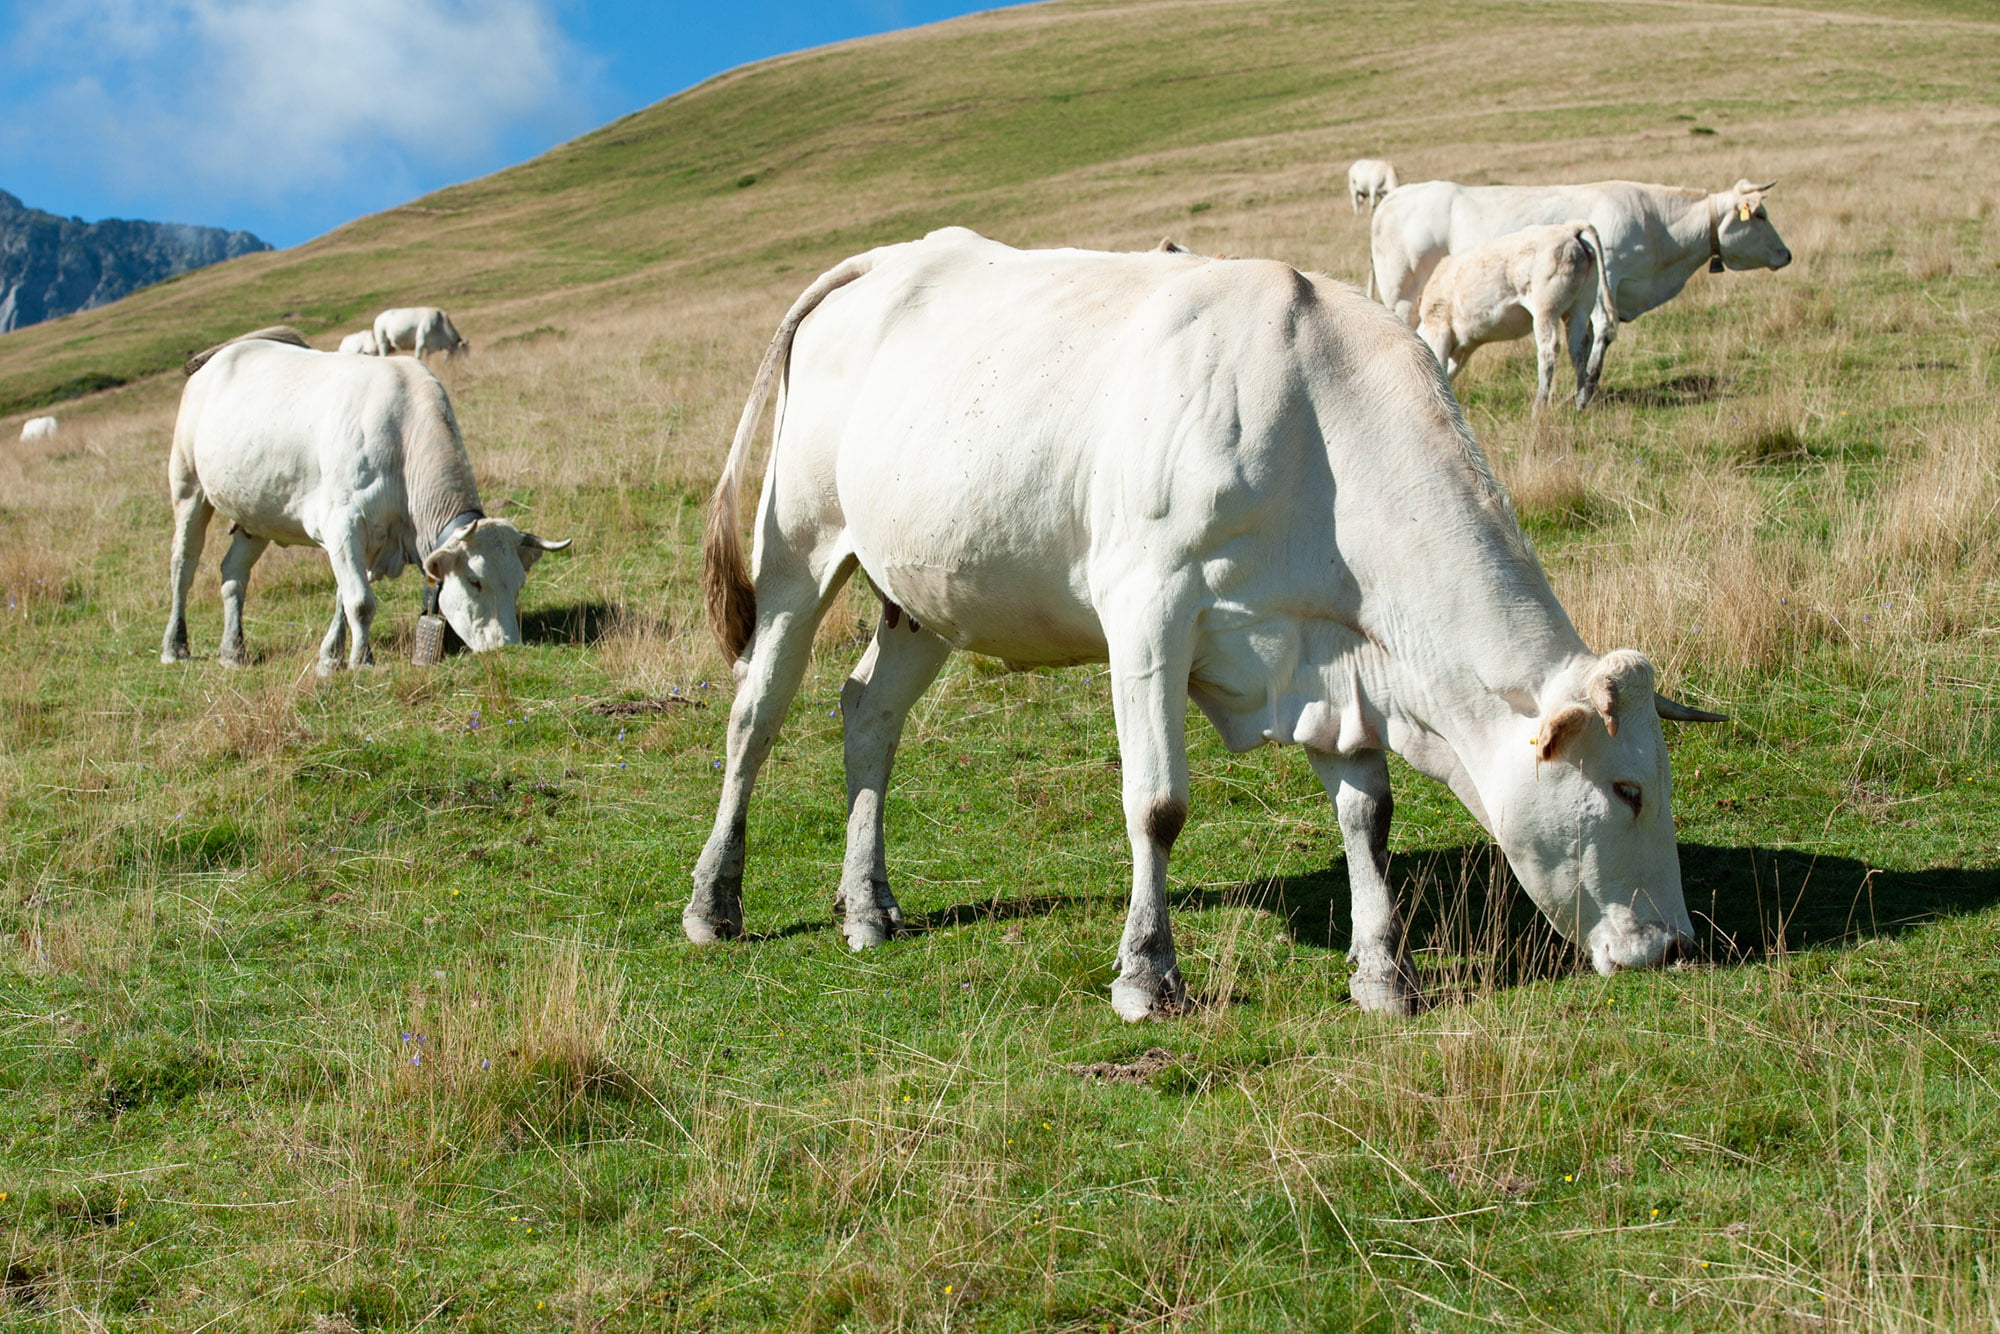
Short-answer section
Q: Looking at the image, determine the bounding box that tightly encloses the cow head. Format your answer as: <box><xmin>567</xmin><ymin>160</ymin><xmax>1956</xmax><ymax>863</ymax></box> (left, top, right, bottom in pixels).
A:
<box><xmin>423</xmin><ymin>518</ymin><xmax>571</xmax><ymax>650</ymax></box>
<box><xmin>1715</xmin><ymin>179</ymin><xmax>1792</xmax><ymax>271</ymax></box>
<box><xmin>1481</xmin><ymin>650</ymin><xmax>1722</xmax><ymax>973</ymax></box>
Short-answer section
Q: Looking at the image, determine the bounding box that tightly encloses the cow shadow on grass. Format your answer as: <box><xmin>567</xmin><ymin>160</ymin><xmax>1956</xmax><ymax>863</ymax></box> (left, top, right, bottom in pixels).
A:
<box><xmin>1595</xmin><ymin>372</ymin><xmax>1729</xmax><ymax>409</ymax></box>
<box><xmin>1199</xmin><ymin>842</ymin><xmax>2000</xmax><ymax>997</ymax></box>
<box><xmin>749</xmin><ymin>892</ymin><xmax>1085</xmax><ymax>943</ymax></box>
<box><xmin>521</xmin><ymin>600</ymin><xmax>618</xmax><ymax>647</ymax></box>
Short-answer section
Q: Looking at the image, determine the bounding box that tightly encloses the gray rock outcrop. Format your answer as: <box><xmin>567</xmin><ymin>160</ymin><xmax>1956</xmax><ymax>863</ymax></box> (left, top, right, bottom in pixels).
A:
<box><xmin>0</xmin><ymin>190</ymin><xmax>271</xmax><ymax>332</ymax></box>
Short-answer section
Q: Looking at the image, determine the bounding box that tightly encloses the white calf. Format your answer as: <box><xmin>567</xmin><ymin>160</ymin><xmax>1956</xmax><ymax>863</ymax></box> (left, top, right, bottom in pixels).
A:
<box><xmin>1418</xmin><ymin>222</ymin><xmax>1619</xmax><ymax>410</ymax></box>
<box><xmin>338</xmin><ymin>330</ymin><xmax>379</xmax><ymax>355</ymax></box>
<box><xmin>20</xmin><ymin>416</ymin><xmax>57</xmax><ymax>441</ymax></box>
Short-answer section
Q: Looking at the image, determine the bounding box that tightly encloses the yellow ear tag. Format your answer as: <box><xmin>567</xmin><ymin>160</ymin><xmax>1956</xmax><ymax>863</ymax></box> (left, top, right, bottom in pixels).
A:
<box><xmin>1737</xmin><ymin>202</ymin><xmax>1752</xmax><ymax>222</ymax></box>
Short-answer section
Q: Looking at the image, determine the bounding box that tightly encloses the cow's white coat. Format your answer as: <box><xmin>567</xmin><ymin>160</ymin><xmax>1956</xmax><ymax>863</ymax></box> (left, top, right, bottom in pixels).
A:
<box><xmin>1418</xmin><ymin>221</ymin><xmax>1620</xmax><ymax>410</ymax></box>
<box><xmin>20</xmin><ymin>416</ymin><xmax>57</xmax><ymax>441</ymax></box>
<box><xmin>693</xmin><ymin>228</ymin><xmax>1711</xmax><ymax>1019</ymax></box>
<box><xmin>337</xmin><ymin>329</ymin><xmax>380</xmax><ymax>356</ymax></box>
<box><xmin>1371</xmin><ymin>178</ymin><xmax>1792</xmax><ymax>331</ymax></box>
<box><xmin>373</xmin><ymin>306</ymin><xmax>468</xmax><ymax>362</ymax></box>
<box><xmin>162</xmin><ymin>335</ymin><xmax>565</xmax><ymax>672</ymax></box>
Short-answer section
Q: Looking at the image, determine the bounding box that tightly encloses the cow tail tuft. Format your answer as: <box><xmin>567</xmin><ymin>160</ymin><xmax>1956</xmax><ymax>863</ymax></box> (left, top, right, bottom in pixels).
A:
<box><xmin>704</xmin><ymin>252</ymin><xmax>879</xmax><ymax>664</ymax></box>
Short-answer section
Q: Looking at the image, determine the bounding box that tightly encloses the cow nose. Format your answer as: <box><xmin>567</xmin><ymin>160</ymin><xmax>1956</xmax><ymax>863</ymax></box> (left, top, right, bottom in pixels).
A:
<box><xmin>1773</xmin><ymin>249</ymin><xmax>1793</xmax><ymax>269</ymax></box>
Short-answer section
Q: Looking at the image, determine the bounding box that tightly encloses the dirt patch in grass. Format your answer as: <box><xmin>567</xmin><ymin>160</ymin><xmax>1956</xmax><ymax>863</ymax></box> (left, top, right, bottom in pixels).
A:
<box><xmin>1067</xmin><ymin>1047</ymin><xmax>1181</xmax><ymax>1085</ymax></box>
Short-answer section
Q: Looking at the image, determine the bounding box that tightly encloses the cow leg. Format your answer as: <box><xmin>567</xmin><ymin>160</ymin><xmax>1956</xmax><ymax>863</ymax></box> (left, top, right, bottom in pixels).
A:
<box><xmin>1104</xmin><ymin>606</ymin><xmax>1196</xmax><ymax>1021</ymax></box>
<box><xmin>1307</xmin><ymin>747</ymin><xmax>1419</xmax><ymax>1014</ymax></box>
<box><xmin>216</xmin><ymin>529</ymin><xmax>269</xmax><ymax>666</ymax></box>
<box><xmin>161</xmin><ymin>491</ymin><xmax>213</xmax><ymax>664</ymax></box>
<box><xmin>687</xmin><ymin>566</ymin><xmax>852</xmax><ymax>943</ymax></box>
<box><xmin>1531</xmin><ymin>307</ymin><xmax>1563</xmax><ymax>413</ymax></box>
<box><xmin>837</xmin><ymin>620</ymin><xmax>952</xmax><ymax>949</ymax></box>
<box><xmin>320</xmin><ymin>521</ymin><xmax>377</xmax><ymax>674</ymax></box>
<box><xmin>318</xmin><ymin>600</ymin><xmax>348</xmax><ymax>665</ymax></box>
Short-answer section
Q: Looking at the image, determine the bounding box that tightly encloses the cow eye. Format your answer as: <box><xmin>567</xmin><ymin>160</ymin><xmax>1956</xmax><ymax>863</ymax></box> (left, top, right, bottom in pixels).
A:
<box><xmin>1612</xmin><ymin>781</ymin><xmax>1643</xmax><ymax>815</ymax></box>
<box><xmin>467</xmin><ymin>577</ymin><xmax>483</xmax><ymax>593</ymax></box>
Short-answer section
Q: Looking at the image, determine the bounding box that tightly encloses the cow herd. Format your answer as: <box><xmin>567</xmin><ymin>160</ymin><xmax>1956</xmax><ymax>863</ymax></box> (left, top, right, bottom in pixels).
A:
<box><xmin>1357</xmin><ymin>161</ymin><xmax>1792</xmax><ymax>409</ymax></box>
<box><xmin>134</xmin><ymin>160</ymin><xmax>1794</xmax><ymax>1020</ymax></box>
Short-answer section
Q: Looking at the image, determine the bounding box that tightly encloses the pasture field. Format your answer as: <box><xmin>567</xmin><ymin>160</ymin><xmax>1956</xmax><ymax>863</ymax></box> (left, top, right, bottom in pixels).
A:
<box><xmin>2</xmin><ymin>0</ymin><xmax>1998</xmax><ymax>1328</ymax></box>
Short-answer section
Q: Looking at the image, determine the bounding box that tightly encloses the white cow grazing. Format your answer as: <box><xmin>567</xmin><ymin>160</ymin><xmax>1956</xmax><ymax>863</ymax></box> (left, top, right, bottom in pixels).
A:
<box><xmin>1348</xmin><ymin>158</ymin><xmax>1401</xmax><ymax>212</ymax></box>
<box><xmin>693</xmin><ymin>227</ymin><xmax>1723</xmax><ymax>1021</ymax></box>
<box><xmin>20</xmin><ymin>416</ymin><xmax>57</xmax><ymax>441</ymax></box>
<box><xmin>337</xmin><ymin>329</ymin><xmax>379</xmax><ymax>356</ymax></box>
<box><xmin>162</xmin><ymin>329</ymin><xmax>568</xmax><ymax>673</ymax></box>
<box><xmin>373</xmin><ymin>307</ymin><xmax>469</xmax><ymax>362</ymax></box>
<box><xmin>1418</xmin><ymin>222</ymin><xmax>1620</xmax><ymax>410</ymax></box>
<box><xmin>1371</xmin><ymin>178</ymin><xmax>1792</xmax><ymax>341</ymax></box>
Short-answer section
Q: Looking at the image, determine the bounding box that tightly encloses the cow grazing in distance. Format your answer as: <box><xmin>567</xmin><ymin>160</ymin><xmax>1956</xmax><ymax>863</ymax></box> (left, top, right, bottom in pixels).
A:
<box><xmin>1370</xmin><ymin>178</ymin><xmax>1792</xmax><ymax>336</ymax></box>
<box><xmin>1348</xmin><ymin>158</ymin><xmax>1402</xmax><ymax>212</ymax></box>
<box><xmin>338</xmin><ymin>329</ymin><xmax>380</xmax><ymax>355</ymax></box>
<box><xmin>20</xmin><ymin>416</ymin><xmax>57</xmax><ymax>441</ymax></box>
<box><xmin>1418</xmin><ymin>222</ymin><xmax>1620</xmax><ymax>410</ymax></box>
<box><xmin>692</xmin><ymin>227</ymin><xmax>1724</xmax><ymax>1021</ymax></box>
<box><xmin>373</xmin><ymin>306</ymin><xmax>469</xmax><ymax>362</ymax></box>
<box><xmin>162</xmin><ymin>329</ymin><xmax>568</xmax><ymax>674</ymax></box>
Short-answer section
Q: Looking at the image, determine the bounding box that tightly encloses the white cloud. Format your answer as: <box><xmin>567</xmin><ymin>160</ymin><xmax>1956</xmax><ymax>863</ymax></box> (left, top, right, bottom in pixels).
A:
<box><xmin>3</xmin><ymin>0</ymin><xmax>598</xmax><ymax>231</ymax></box>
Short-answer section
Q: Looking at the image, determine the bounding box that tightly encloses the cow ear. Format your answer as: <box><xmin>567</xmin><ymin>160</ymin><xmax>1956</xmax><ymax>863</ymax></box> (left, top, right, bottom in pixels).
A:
<box><xmin>1587</xmin><ymin>673</ymin><xmax>1620</xmax><ymax>738</ymax></box>
<box><xmin>518</xmin><ymin>533</ymin><xmax>570</xmax><ymax>571</ymax></box>
<box><xmin>1534</xmin><ymin>703</ymin><xmax>1592</xmax><ymax>763</ymax></box>
<box><xmin>424</xmin><ymin>544</ymin><xmax>465</xmax><ymax>582</ymax></box>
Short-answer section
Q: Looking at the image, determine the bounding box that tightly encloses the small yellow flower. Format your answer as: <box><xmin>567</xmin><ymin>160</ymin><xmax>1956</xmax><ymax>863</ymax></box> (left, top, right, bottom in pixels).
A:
<box><xmin>944</xmin><ymin>1284</ymin><xmax>954</xmax><ymax>1294</ymax></box>
<box><xmin>1042</xmin><ymin>1121</ymin><xmax>1051</xmax><ymax>1130</ymax></box>
<box><xmin>1701</xmin><ymin>1261</ymin><xmax>1710</xmax><ymax>1268</ymax></box>
<box><xmin>1564</xmin><ymin>1175</ymin><xmax>1573</xmax><ymax>1182</ymax></box>
<box><xmin>452</xmin><ymin>889</ymin><xmax>460</xmax><ymax>896</ymax></box>
<box><xmin>1651</xmin><ymin>1209</ymin><xmax>1660</xmax><ymax>1218</ymax></box>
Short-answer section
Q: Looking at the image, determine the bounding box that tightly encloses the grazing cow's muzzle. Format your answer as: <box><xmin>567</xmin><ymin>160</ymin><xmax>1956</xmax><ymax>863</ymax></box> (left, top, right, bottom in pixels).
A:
<box><xmin>1588</xmin><ymin>907</ymin><xmax>1697</xmax><ymax>975</ymax></box>
<box><xmin>1772</xmin><ymin>249</ymin><xmax>1793</xmax><ymax>270</ymax></box>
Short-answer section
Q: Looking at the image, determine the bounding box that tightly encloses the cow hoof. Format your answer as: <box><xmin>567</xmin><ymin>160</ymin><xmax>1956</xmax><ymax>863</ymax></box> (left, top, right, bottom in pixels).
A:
<box><xmin>161</xmin><ymin>648</ymin><xmax>189</xmax><ymax>665</ymax></box>
<box><xmin>315</xmin><ymin>660</ymin><xmax>341</xmax><ymax>677</ymax></box>
<box><xmin>1110</xmin><ymin>969</ymin><xmax>1186</xmax><ymax>1022</ymax></box>
<box><xmin>682</xmin><ymin>906</ymin><xmax>743</xmax><ymax>944</ymax></box>
<box><xmin>1349</xmin><ymin>973</ymin><xmax>1421</xmax><ymax>1015</ymax></box>
<box><xmin>220</xmin><ymin>652</ymin><xmax>248</xmax><ymax>668</ymax></box>
<box><xmin>842</xmin><ymin>911</ymin><xmax>900</xmax><ymax>951</ymax></box>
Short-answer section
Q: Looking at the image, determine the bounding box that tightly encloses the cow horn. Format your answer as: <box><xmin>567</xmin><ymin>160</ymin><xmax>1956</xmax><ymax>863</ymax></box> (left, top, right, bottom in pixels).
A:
<box><xmin>1655</xmin><ymin>691</ymin><xmax>1728</xmax><ymax>723</ymax></box>
<box><xmin>1750</xmin><ymin>180</ymin><xmax>1776</xmax><ymax>193</ymax></box>
<box><xmin>522</xmin><ymin>534</ymin><xmax>572</xmax><ymax>551</ymax></box>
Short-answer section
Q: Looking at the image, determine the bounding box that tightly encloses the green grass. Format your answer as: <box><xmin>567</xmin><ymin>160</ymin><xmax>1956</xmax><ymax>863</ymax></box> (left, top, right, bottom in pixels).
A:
<box><xmin>2</xmin><ymin>0</ymin><xmax>2000</xmax><ymax>1327</ymax></box>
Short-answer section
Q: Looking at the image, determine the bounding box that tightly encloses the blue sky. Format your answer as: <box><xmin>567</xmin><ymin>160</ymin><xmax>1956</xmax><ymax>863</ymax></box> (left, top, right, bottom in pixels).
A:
<box><xmin>0</xmin><ymin>0</ymin><xmax>1001</xmax><ymax>249</ymax></box>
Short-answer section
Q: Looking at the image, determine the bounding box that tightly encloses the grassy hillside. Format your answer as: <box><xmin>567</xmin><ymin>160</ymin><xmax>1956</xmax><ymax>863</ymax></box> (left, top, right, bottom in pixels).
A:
<box><xmin>3</xmin><ymin>0</ymin><xmax>1997</xmax><ymax>413</ymax></box>
<box><xmin>2</xmin><ymin>0</ymin><xmax>1999</xmax><ymax>1329</ymax></box>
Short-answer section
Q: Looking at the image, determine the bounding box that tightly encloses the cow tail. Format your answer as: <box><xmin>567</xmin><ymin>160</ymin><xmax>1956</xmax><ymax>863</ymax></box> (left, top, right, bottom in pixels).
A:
<box><xmin>1578</xmin><ymin>224</ymin><xmax>1617</xmax><ymax>341</ymax></box>
<box><xmin>704</xmin><ymin>253</ymin><xmax>877</xmax><ymax>664</ymax></box>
